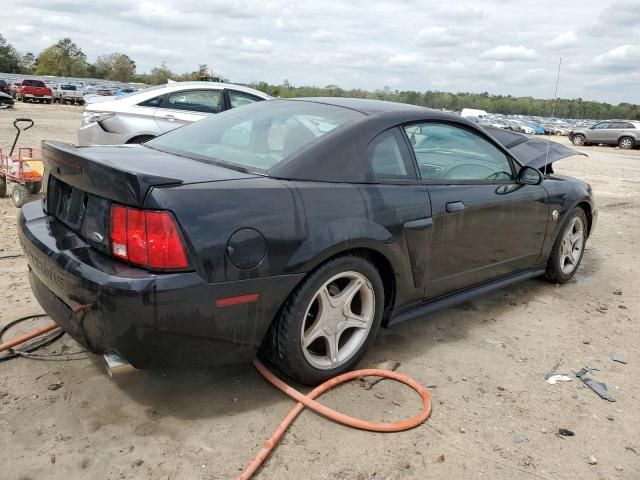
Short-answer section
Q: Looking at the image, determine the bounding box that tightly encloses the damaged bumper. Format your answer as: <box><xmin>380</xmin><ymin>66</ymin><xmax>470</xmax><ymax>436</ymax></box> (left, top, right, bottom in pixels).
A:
<box><xmin>18</xmin><ymin>201</ymin><xmax>303</xmax><ymax>368</ymax></box>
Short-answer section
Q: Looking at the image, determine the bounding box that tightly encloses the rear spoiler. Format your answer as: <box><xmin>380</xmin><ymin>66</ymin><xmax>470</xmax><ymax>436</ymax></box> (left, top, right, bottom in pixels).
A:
<box><xmin>42</xmin><ymin>141</ymin><xmax>182</xmax><ymax>206</ymax></box>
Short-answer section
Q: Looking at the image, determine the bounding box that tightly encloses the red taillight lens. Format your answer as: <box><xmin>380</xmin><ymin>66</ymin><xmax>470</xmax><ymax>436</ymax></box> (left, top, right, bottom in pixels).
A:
<box><xmin>109</xmin><ymin>204</ymin><xmax>189</xmax><ymax>270</ymax></box>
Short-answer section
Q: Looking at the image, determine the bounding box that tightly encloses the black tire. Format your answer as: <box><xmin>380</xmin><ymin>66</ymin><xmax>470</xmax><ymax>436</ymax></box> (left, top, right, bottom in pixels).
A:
<box><xmin>126</xmin><ymin>135</ymin><xmax>155</xmax><ymax>144</ymax></box>
<box><xmin>619</xmin><ymin>136</ymin><xmax>634</xmax><ymax>150</ymax></box>
<box><xmin>263</xmin><ymin>255</ymin><xmax>385</xmax><ymax>385</ymax></box>
<box><xmin>27</xmin><ymin>181</ymin><xmax>42</xmax><ymax>194</ymax></box>
<box><xmin>46</xmin><ymin>99</ymin><xmax>52</xmax><ymax>104</ymax></box>
<box><xmin>571</xmin><ymin>134</ymin><xmax>585</xmax><ymax>146</ymax></box>
<box><xmin>0</xmin><ymin>176</ymin><xmax>6</xmax><ymax>197</ymax></box>
<box><xmin>545</xmin><ymin>207</ymin><xmax>588</xmax><ymax>284</ymax></box>
<box><xmin>11</xmin><ymin>183</ymin><xmax>30</xmax><ymax>208</ymax></box>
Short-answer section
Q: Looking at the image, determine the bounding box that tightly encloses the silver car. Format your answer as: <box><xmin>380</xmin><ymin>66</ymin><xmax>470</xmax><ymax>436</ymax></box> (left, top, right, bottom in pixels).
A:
<box><xmin>570</xmin><ymin>120</ymin><xmax>640</xmax><ymax>150</ymax></box>
<box><xmin>78</xmin><ymin>82</ymin><xmax>271</xmax><ymax>145</ymax></box>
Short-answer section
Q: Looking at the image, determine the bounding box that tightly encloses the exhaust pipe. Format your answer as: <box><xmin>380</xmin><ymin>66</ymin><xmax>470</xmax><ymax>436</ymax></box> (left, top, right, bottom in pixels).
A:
<box><xmin>103</xmin><ymin>352</ymin><xmax>135</xmax><ymax>377</ymax></box>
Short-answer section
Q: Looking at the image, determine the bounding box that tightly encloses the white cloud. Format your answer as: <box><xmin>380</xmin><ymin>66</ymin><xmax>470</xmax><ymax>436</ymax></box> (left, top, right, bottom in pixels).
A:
<box><xmin>387</xmin><ymin>53</ymin><xmax>422</xmax><ymax>67</ymax></box>
<box><xmin>481</xmin><ymin>45</ymin><xmax>537</xmax><ymax>61</ymax></box>
<box><xmin>310</xmin><ymin>29</ymin><xmax>334</xmax><ymax>42</ymax></box>
<box><xmin>239</xmin><ymin>38</ymin><xmax>273</xmax><ymax>53</ymax></box>
<box><xmin>594</xmin><ymin>44</ymin><xmax>640</xmax><ymax>66</ymax></box>
<box><xmin>546</xmin><ymin>31</ymin><xmax>579</xmax><ymax>49</ymax></box>
<box><xmin>417</xmin><ymin>26</ymin><xmax>460</xmax><ymax>47</ymax></box>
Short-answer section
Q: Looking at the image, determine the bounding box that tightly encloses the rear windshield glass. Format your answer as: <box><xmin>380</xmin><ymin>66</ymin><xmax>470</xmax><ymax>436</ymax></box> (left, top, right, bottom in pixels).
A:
<box><xmin>60</xmin><ymin>85</ymin><xmax>77</xmax><ymax>90</ymax></box>
<box><xmin>23</xmin><ymin>80</ymin><xmax>46</xmax><ymax>87</ymax></box>
<box><xmin>146</xmin><ymin>101</ymin><xmax>364</xmax><ymax>173</ymax></box>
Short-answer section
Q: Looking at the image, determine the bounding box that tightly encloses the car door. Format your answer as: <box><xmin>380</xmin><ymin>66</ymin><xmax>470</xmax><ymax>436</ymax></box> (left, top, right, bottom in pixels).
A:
<box><xmin>153</xmin><ymin>89</ymin><xmax>223</xmax><ymax>133</ymax></box>
<box><xmin>225</xmin><ymin>89</ymin><xmax>265</xmax><ymax>110</ymax></box>
<box><xmin>587</xmin><ymin>122</ymin><xmax>610</xmax><ymax>143</ymax></box>
<box><xmin>403</xmin><ymin>122</ymin><xmax>549</xmax><ymax>300</ymax></box>
<box><xmin>604</xmin><ymin>122</ymin><xmax>626</xmax><ymax>145</ymax></box>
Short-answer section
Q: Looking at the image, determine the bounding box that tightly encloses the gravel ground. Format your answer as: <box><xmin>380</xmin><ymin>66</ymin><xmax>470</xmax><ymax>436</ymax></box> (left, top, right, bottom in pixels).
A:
<box><xmin>1</xmin><ymin>102</ymin><xmax>639</xmax><ymax>480</ymax></box>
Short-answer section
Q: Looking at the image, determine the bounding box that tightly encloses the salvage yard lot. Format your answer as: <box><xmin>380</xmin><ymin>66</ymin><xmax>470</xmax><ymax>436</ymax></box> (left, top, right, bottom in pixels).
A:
<box><xmin>1</xmin><ymin>103</ymin><xmax>639</xmax><ymax>480</ymax></box>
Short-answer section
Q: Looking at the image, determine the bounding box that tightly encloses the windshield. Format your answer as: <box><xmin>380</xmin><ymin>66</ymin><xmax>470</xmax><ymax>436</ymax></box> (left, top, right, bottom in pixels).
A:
<box><xmin>146</xmin><ymin>100</ymin><xmax>365</xmax><ymax>173</ymax></box>
<box><xmin>60</xmin><ymin>85</ymin><xmax>77</xmax><ymax>90</ymax></box>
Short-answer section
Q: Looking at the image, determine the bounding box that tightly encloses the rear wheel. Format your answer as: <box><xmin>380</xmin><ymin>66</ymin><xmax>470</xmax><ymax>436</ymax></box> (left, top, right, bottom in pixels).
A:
<box><xmin>0</xmin><ymin>176</ymin><xmax>6</xmax><ymax>197</ymax></box>
<box><xmin>571</xmin><ymin>134</ymin><xmax>585</xmax><ymax>146</ymax></box>
<box><xmin>27</xmin><ymin>181</ymin><xmax>42</xmax><ymax>194</ymax></box>
<box><xmin>263</xmin><ymin>255</ymin><xmax>384</xmax><ymax>385</ymax></box>
<box><xmin>619</xmin><ymin>136</ymin><xmax>634</xmax><ymax>150</ymax></box>
<box><xmin>10</xmin><ymin>183</ymin><xmax>30</xmax><ymax>208</ymax></box>
<box><xmin>545</xmin><ymin>208</ymin><xmax>587</xmax><ymax>283</ymax></box>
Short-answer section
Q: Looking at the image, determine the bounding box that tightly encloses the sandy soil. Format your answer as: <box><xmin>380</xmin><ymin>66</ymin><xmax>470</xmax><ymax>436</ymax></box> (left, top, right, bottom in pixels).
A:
<box><xmin>1</xmin><ymin>102</ymin><xmax>639</xmax><ymax>480</ymax></box>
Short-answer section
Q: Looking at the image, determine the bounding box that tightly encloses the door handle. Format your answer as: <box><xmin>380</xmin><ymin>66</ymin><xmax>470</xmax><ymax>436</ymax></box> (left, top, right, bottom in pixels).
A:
<box><xmin>163</xmin><ymin>114</ymin><xmax>176</xmax><ymax>121</ymax></box>
<box><xmin>446</xmin><ymin>201</ymin><xmax>465</xmax><ymax>213</ymax></box>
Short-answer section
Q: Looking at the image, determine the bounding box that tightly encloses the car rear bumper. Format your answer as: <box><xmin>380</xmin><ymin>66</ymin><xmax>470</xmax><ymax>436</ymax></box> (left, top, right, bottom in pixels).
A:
<box><xmin>18</xmin><ymin>201</ymin><xmax>304</xmax><ymax>368</ymax></box>
<box><xmin>77</xmin><ymin>122</ymin><xmax>129</xmax><ymax>146</ymax></box>
<box><xmin>23</xmin><ymin>94</ymin><xmax>52</xmax><ymax>99</ymax></box>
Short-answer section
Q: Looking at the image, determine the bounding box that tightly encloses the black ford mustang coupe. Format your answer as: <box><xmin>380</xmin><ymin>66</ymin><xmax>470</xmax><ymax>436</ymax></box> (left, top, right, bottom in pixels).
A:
<box><xmin>19</xmin><ymin>98</ymin><xmax>596</xmax><ymax>384</ymax></box>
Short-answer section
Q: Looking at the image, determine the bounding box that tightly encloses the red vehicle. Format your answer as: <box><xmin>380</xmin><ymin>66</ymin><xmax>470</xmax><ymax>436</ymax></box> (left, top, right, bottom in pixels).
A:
<box><xmin>15</xmin><ymin>79</ymin><xmax>53</xmax><ymax>104</ymax></box>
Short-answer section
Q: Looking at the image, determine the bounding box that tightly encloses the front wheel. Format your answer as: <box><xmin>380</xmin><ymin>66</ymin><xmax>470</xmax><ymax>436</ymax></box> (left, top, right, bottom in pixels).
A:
<box><xmin>263</xmin><ymin>255</ymin><xmax>384</xmax><ymax>385</ymax></box>
<box><xmin>545</xmin><ymin>208</ymin><xmax>587</xmax><ymax>283</ymax></box>
<box><xmin>11</xmin><ymin>183</ymin><xmax>30</xmax><ymax>208</ymax></box>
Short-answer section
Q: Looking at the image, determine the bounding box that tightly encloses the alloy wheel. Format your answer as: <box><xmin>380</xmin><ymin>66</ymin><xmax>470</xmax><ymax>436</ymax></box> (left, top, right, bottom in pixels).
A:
<box><xmin>300</xmin><ymin>271</ymin><xmax>375</xmax><ymax>370</ymax></box>
<box><xmin>560</xmin><ymin>217</ymin><xmax>584</xmax><ymax>275</ymax></box>
<box><xmin>620</xmin><ymin>138</ymin><xmax>633</xmax><ymax>149</ymax></box>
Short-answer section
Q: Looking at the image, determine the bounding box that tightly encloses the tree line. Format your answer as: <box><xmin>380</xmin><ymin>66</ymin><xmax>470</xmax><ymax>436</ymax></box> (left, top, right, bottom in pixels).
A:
<box><xmin>1</xmin><ymin>34</ymin><xmax>638</xmax><ymax>120</ymax></box>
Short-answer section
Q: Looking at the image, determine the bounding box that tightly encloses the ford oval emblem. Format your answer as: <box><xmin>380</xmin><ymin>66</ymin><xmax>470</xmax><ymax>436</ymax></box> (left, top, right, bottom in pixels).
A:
<box><xmin>91</xmin><ymin>232</ymin><xmax>104</xmax><ymax>243</ymax></box>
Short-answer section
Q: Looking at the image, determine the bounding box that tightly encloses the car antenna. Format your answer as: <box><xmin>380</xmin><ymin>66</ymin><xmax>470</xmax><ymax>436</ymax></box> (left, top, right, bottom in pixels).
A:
<box><xmin>544</xmin><ymin>57</ymin><xmax>562</xmax><ymax>175</ymax></box>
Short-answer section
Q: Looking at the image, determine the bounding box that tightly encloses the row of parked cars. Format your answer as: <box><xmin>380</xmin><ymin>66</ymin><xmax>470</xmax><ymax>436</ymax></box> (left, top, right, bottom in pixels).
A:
<box><xmin>0</xmin><ymin>78</ymin><xmax>86</xmax><ymax>105</ymax></box>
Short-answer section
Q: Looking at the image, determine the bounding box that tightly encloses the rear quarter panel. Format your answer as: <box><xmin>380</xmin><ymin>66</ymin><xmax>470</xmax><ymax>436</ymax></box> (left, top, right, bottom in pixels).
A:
<box><xmin>147</xmin><ymin>179</ymin><xmax>430</xmax><ymax>312</ymax></box>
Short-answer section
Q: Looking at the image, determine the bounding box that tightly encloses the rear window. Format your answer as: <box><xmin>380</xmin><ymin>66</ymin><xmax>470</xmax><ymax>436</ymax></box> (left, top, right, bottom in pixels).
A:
<box><xmin>146</xmin><ymin>101</ymin><xmax>364</xmax><ymax>173</ymax></box>
<box><xmin>60</xmin><ymin>85</ymin><xmax>77</xmax><ymax>91</ymax></box>
<box><xmin>23</xmin><ymin>80</ymin><xmax>46</xmax><ymax>87</ymax></box>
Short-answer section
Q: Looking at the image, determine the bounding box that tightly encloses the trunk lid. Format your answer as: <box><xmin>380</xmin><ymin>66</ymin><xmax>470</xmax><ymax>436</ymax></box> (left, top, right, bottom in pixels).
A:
<box><xmin>42</xmin><ymin>141</ymin><xmax>259</xmax><ymax>254</ymax></box>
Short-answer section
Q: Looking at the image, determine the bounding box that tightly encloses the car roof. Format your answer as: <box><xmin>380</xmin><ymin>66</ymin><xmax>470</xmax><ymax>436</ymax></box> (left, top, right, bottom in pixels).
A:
<box><xmin>140</xmin><ymin>81</ymin><xmax>271</xmax><ymax>99</ymax></box>
<box><xmin>288</xmin><ymin>96</ymin><xmax>429</xmax><ymax>115</ymax></box>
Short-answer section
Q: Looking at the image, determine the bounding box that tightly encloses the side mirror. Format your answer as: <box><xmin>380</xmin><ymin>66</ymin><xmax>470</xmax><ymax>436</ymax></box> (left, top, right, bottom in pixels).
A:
<box><xmin>518</xmin><ymin>165</ymin><xmax>543</xmax><ymax>185</ymax></box>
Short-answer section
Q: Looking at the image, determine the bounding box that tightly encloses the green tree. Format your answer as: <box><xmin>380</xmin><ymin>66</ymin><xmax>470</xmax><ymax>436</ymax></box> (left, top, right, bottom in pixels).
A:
<box><xmin>36</xmin><ymin>38</ymin><xmax>87</xmax><ymax>76</ymax></box>
<box><xmin>148</xmin><ymin>62</ymin><xmax>173</xmax><ymax>85</ymax></box>
<box><xmin>0</xmin><ymin>34</ymin><xmax>20</xmax><ymax>73</ymax></box>
<box><xmin>18</xmin><ymin>52</ymin><xmax>36</xmax><ymax>74</ymax></box>
<box><xmin>92</xmin><ymin>52</ymin><xmax>136</xmax><ymax>81</ymax></box>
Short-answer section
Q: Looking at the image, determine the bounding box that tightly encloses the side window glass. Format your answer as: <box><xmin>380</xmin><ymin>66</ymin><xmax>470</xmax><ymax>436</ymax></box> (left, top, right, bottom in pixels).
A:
<box><xmin>593</xmin><ymin>122</ymin><xmax>608</xmax><ymax>130</ymax></box>
<box><xmin>367</xmin><ymin>129</ymin><xmax>412</xmax><ymax>180</ymax></box>
<box><xmin>138</xmin><ymin>95</ymin><xmax>164</xmax><ymax>108</ymax></box>
<box><xmin>228</xmin><ymin>90</ymin><xmax>262</xmax><ymax>109</ymax></box>
<box><xmin>167</xmin><ymin>90</ymin><xmax>222</xmax><ymax>113</ymax></box>
<box><xmin>404</xmin><ymin>123</ymin><xmax>514</xmax><ymax>182</ymax></box>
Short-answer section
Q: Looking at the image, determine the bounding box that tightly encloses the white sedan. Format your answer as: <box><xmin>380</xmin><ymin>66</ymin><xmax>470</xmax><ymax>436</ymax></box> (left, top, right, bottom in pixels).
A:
<box><xmin>78</xmin><ymin>81</ymin><xmax>271</xmax><ymax>145</ymax></box>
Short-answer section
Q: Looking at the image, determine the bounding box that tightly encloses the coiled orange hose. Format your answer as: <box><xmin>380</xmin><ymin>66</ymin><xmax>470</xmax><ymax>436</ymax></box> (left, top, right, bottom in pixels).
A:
<box><xmin>239</xmin><ymin>359</ymin><xmax>432</xmax><ymax>479</ymax></box>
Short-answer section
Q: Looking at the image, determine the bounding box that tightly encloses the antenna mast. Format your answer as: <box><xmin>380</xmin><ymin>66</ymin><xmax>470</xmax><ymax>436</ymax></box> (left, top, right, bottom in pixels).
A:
<box><xmin>544</xmin><ymin>58</ymin><xmax>562</xmax><ymax>175</ymax></box>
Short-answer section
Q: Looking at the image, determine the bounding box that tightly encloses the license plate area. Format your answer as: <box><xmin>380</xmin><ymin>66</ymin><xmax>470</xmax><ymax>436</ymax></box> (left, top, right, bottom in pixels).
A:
<box><xmin>48</xmin><ymin>176</ymin><xmax>87</xmax><ymax>232</ymax></box>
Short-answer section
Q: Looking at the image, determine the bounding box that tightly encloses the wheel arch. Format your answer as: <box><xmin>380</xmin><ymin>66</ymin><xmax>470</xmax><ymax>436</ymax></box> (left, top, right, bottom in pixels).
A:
<box><xmin>576</xmin><ymin>200</ymin><xmax>594</xmax><ymax>236</ymax></box>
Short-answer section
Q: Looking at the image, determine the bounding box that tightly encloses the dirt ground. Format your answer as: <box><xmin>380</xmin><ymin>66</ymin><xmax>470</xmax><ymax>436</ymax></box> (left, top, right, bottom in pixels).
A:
<box><xmin>1</xmin><ymin>102</ymin><xmax>639</xmax><ymax>480</ymax></box>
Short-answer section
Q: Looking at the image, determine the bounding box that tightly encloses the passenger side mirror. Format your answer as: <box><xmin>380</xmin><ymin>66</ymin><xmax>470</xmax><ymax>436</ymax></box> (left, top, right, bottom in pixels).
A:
<box><xmin>518</xmin><ymin>166</ymin><xmax>543</xmax><ymax>185</ymax></box>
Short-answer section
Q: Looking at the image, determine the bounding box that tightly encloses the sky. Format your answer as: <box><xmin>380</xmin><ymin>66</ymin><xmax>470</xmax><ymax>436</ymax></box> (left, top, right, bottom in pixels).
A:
<box><xmin>2</xmin><ymin>0</ymin><xmax>640</xmax><ymax>104</ymax></box>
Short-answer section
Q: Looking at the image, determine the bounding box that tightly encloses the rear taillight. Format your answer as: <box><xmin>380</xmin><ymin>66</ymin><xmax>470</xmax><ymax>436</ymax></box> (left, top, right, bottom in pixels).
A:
<box><xmin>109</xmin><ymin>204</ymin><xmax>189</xmax><ymax>270</ymax></box>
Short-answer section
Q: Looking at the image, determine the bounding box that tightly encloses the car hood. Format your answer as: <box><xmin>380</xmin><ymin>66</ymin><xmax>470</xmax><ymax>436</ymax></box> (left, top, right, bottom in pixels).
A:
<box><xmin>484</xmin><ymin>126</ymin><xmax>586</xmax><ymax>169</ymax></box>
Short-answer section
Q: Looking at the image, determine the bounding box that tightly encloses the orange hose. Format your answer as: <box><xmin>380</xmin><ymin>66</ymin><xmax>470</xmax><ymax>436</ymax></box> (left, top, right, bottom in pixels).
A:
<box><xmin>239</xmin><ymin>359</ymin><xmax>432</xmax><ymax>479</ymax></box>
<box><xmin>0</xmin><ymin>322</ymin><xmax>59</xmax><ymax>353</ymax></box>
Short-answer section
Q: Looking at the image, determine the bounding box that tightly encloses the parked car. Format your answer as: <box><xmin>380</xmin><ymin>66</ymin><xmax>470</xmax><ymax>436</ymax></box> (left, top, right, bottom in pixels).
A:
<box><xmin>527</xmin><ymin>122</ymin><xmax>546</xmax><ymax>135</ymax></box>
<box><xmin>52</xmin><ymin>84</ymin><xmax>85</xmax><ymax>105</ymax></box>
<box><xmin>570</xmin><ymin>120</ymin><xmax>640</xmax><ymax>150</ymax></box>
<box><xmin>0</xmin><ymin>91</ymin><xmax>15</xmax><ymax>108</ymax></box>
<box><xmin>78</xmin><ymin>81</ymin><xmax>272</xmax><ymax>145</ymax></box>
<box><xmin>542</xmin><ymin>123</ymin><xmax>570</xmax><ymax>136</ymax></box>
<box><xmin>20</xmin><ymin>98</ymin><xmax>596</xmax><ymax>384</ymax></box>
<box><xmin>15</xmin><ymin>79</ymin><xmax>53</xmax><ymax>104</ymax></box>
<box><xmin>0</xmin><ymin>79</ymin><xmax>10</xmax><ymax>95</ymax></box>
